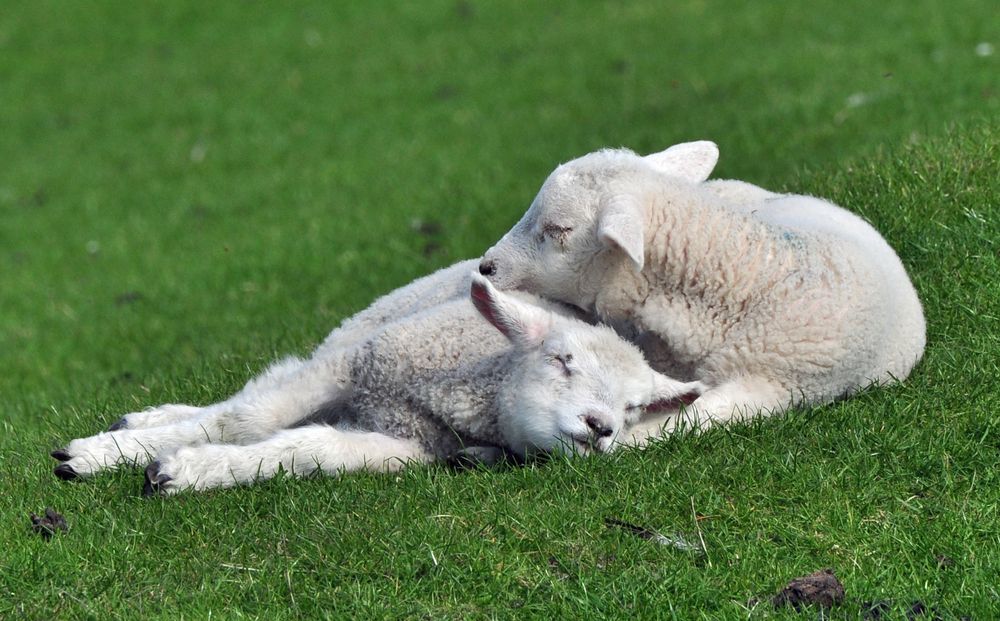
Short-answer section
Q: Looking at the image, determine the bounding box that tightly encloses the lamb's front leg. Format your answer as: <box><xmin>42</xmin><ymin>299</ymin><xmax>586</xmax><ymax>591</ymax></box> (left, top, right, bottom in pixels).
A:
<box><xmin>52</xmin><ymin>355</ymin><xmax>351</xmax><ymax>480</ymax></box>
<box><xmin>665</xmin><ymin>376</ymin><xmax>791</xmax><ymax>433</ymax></box>
<box><xmin>618</xmin><ymin>409</ymin><xmax>682</xmax><ymax>448</ymax></box>
<box><xmin>106</xmin><ymin>404</ymin><xmax>205</xmax><ymax>431</ymax></box>
<box><xmin>144</xmin><ymin>426</ymin><xmax>432</xmax><ymax>495</ymax></box>
<box><xmin>53</xmin><ymin>416</ymin><xmax>230</xmax><ymax>480</ymax></box>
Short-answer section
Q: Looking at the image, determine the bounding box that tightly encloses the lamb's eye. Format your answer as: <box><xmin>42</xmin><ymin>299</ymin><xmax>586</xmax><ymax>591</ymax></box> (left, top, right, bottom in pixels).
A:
<box><xmin>541</xmin><ymin>223</ymin><xmax>574</xmax><ymax>246</ymax></box>
<box><xmin>551</xmin><ymin>353</ymin><xmax>573</xmax><ymax>375</ymax></box>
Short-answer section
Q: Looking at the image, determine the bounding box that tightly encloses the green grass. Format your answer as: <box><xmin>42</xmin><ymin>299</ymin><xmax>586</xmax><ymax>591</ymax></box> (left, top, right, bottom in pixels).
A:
<box><xmin>1</xmin><ymin>1</ymin><xmax>997</xmax><ymax>618</ymax></box>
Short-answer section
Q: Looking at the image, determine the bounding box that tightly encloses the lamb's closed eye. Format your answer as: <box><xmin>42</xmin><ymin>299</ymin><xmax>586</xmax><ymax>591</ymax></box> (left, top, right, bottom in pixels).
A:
<box><xmin>549</xmin><ymin>353</ymin><xmax>573</xmax><ymax>375</ymax></box>
<box><xmin>542</xmin><ymin>222</ymin><xmax>574</xmax><ymax>246</ymax></box>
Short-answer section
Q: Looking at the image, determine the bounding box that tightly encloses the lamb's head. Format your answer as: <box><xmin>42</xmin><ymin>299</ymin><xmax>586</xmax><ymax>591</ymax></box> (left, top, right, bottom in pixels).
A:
<box><xmin>479</xmin><ymin>141</ymin><xmax>719</xmax><ymax>310</ymax></box>
<box><xmin>470</xmin><ymin>274</ymin><xmax>703</xmax><ymax>457</ymax></box>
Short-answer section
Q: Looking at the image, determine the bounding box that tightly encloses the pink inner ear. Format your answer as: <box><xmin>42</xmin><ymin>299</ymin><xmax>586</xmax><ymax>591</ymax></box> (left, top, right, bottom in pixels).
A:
<box><xmin>645</xmin><ymin>390</ymin><xmax>700</xmax><ymax>412</ymax></box>
<box><xmin>470</xmin><ymin>281</ymin><xmax>512</xmax><ymax>338</ymax></box>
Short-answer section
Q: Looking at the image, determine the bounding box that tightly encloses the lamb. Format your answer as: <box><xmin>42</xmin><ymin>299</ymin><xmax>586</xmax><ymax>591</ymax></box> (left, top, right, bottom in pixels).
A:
<box><xmin>479</xmin><ymin>141</ymin><xmax>926</xmax><ymax>430</ymax></box>
<box><xmin>52</xmin><ymin>264</ymin><xmax>704</xmax><ymax>494</ymax></box>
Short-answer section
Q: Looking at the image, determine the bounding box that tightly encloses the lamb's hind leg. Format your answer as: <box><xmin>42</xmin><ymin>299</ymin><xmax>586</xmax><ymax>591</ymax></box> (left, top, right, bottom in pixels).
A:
<box><xmin>105</xmin><ymin>356</ymin><xmax>308</xmax><ymax>431</ymax></box>
<box><xmin>145</xmin><ymin>426</ymin><xmax>432</xmax><ymax>495</ymax></box>
<box><xmin>53</xmin><ymin>355</ymin><xmax>349</xmax><ymax>480</ymax></box>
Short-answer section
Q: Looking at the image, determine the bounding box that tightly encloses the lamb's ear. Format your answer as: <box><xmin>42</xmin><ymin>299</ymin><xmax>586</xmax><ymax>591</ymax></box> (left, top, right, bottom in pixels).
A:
<box><xmin>470</xmin><ymin>273</ymin><xmax>551</xmax><ymax>348</ymax></box>
<box><xmin>643</xmin><ymin>373</ymin><xmax>707</xmax><ymax>409</ymax></box>
<box><xmin>598</xmin><ymin>195</ymin><xmax>645</xmax><ymax>272</ymax></box>
<box><xmin>644</xmin><ymin>141</ymin><xmax>719</xmax><ymax>183</ymax></box>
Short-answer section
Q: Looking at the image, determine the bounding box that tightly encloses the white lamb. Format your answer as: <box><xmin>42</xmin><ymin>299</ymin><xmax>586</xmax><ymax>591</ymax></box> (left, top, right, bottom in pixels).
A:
<box><xmin>52</xmin><ymin>265</ymin><xmax>704</xmax><ymax>494</ymax></box>
<box><xmin>479</xmin><ymin>141</ymin><xmax>926</xmax><ymax>430</ymax></box>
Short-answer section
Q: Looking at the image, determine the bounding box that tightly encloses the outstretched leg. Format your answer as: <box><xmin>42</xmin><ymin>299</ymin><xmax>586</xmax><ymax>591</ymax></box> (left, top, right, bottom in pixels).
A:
<box><xmin>145</xmin><ymin>426</ymin><xmax>432</xmax><ymax>495</ymax></box>
<box><xmin>53</xmin><ymin>354</ymin><xmax>351</xmax><ymax>479</ymax></box>
<box><xmin>618</xmin><ymin>408</ymin><xmax>682</xmax><ymax>448</ymax></box>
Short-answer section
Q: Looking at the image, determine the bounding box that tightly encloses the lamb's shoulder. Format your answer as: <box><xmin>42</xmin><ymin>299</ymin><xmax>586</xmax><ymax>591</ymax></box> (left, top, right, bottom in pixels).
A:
<box><xmin>631</xmin><ymin>201</ymin><xmax>795</xmax><ymax>363</ymax></box>
<box><xmin>348</xmin><ymin>298</ymin><xmax>513</xmax><ymax>452</ymax></box>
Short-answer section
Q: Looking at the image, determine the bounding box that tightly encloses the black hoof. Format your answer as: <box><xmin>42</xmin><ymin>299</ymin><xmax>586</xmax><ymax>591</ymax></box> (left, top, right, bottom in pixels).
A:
<box><xmin>107</xmin><ymin>417</ymin><xmax>128</xmax><ymax>431</ymax></box>
<box><xmin>143</xmin><ymin>461</ymin><xmax>171</xmax><ymax>497</ymax></box>
<box><xmin>50</xmin><ymin>449</ymin><xmax>72</xmax><ymax>462</ymax></box>
<box><xmin>54</xmin><ymin>464</ymin><xmax>80</xmax><ymax>481</ymax></box>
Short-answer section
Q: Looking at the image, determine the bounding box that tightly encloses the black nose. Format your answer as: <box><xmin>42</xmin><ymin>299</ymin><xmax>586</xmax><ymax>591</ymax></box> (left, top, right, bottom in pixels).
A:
<box><xmin>584</xmin><ymin>415</ymin><xmax>613</xmax><ymax>438</ymax></box>
<box><xmin>479</xmin><ymin>259</ymin><xmax>496</xmax><ymax>276</ymax></box>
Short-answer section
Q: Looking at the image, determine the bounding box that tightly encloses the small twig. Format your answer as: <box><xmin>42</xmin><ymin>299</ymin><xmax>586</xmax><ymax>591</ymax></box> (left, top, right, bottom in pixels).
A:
<box><xmin>604</xmin><ymin>518</ymin><xmax>703</xmax><ymax>553</ymax></box>
<box><xmin>220</xmin><ymin>563</ymin><xmax>262</xmax><ymax>572</ymax></box>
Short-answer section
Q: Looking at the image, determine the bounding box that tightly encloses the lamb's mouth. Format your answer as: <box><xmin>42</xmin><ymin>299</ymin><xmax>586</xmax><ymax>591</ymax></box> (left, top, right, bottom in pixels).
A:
<box><xmin>570</xmin><ymin>434</ymin><xmax>602</xmax><ymax>454</ymax></box>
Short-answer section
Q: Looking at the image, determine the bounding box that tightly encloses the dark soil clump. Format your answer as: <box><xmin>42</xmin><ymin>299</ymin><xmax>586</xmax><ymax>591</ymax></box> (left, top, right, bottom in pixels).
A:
<box><xmin>30</xmin><ymin>507</ymin><xmax>68</xmax><ymax>539</ymax></box>
<box><xmin>772</xmin><ymin>568</ymin><xmax>845</xmax><ymax>610</ymax></box>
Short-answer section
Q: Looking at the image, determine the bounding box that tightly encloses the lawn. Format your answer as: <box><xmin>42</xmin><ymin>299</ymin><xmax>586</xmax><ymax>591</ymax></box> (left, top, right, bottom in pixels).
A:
<box><xmin>1</xmin><ymin>1</ymin><xmax>997</xmax><ymax>618</ymax></box>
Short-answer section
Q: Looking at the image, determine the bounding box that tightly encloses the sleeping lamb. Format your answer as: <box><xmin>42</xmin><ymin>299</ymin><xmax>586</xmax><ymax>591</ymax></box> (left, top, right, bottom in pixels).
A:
<box><xmin>52</xmin><ymin>264</ymin><xmax>703</xmax><ymax>494</ymax></box>
<box><xmin>479</xmin><ymin>141</ymin><xmax>925</xmax><ymax>430</ymax></box>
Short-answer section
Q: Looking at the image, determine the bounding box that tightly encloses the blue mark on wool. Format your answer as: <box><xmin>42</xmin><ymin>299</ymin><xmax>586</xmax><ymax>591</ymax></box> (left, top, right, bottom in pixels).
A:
<box><xmin>780</xmin><ymin>230</ymin><xmax>807</xmax><ymax>250</ymax></box>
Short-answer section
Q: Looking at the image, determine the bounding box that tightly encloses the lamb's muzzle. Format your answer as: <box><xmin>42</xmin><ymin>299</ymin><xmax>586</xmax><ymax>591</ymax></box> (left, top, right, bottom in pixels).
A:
<box><xmin>583</xmin><ymin>414</ymin><xmax>614</xmax><ymax>438</ymax></box>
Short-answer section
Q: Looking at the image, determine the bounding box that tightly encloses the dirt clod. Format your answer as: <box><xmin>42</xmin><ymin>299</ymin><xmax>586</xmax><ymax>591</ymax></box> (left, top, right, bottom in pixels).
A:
<box><xmin>115</xmin><ymin>291</ymin><xmax>144</xmax><ymax>306</ymax></box>
<box><xmin>772</xmin><ymin>568</ymin><xmax>845</xmax><ymax>610</ymax></box>
<box><xmin>30</xmin><ymin>507</ymin><xmax>68</xmax><ymax>539</ymax></box>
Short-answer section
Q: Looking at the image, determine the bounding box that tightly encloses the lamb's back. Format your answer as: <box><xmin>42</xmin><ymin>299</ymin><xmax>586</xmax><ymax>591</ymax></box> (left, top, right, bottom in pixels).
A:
<box><xmin>315</xmin><ymin>260</ymin><xmax>478</xmax><ymax>359</ymax></box>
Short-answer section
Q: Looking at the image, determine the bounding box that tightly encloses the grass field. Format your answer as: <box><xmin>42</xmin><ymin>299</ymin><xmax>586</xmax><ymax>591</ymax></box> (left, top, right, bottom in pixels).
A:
<box><xmin>1</xmin><ymin>1</ymin><xmax>998</xmax><ymax>618</ymax></box>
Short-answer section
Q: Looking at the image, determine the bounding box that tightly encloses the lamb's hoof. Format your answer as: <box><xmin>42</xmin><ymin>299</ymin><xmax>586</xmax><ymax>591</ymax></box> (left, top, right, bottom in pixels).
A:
<box><xmin>143</xmin><ymin>461</ymin><xmax>171</xmax><ymax>497</ymax></box>
<box><xmin>54</xmin><ymin>464</ymin><xmax>80</xmax><ymax>481</ymax></box>
<box><xmin>50</xmin><ymin>449</ymin><xmax>72</xmax><ymax>462</ymax></box>
<box><xmin>106</xmin><ymin>417</ymin><xmax>128</xmax><ymax>431</ymax></box>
